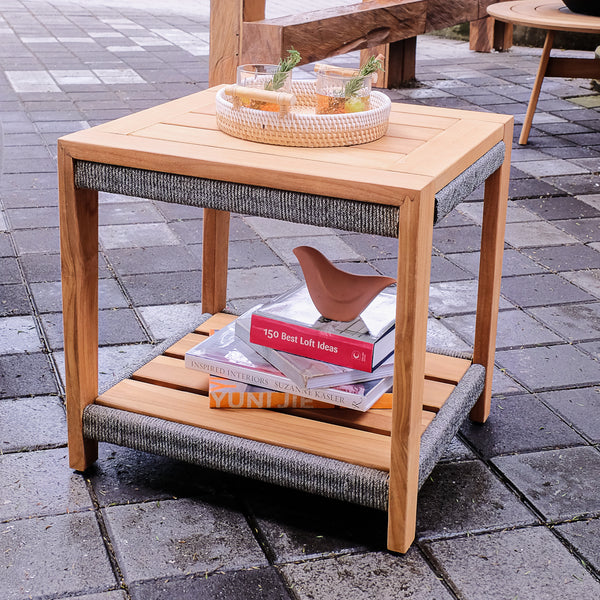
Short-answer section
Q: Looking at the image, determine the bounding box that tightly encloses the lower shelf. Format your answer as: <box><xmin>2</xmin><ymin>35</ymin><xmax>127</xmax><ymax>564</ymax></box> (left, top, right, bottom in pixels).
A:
<box><xmin>92</xmin><ymin>313</ymin><xmax>483</xmax><ymax>481</ymax></box>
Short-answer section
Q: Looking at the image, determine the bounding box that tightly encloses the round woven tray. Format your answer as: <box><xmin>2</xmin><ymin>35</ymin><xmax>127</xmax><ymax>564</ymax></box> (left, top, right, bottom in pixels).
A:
<box><xmin>215</xmin><ymin>80</ymin><xmax>391</xmax><ymax>148</ymax></box>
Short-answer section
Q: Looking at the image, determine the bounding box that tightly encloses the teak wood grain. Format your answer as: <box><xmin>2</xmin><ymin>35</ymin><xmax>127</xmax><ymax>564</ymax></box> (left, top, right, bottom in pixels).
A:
<box><xmin>241</xmin><ymin>0</ymin><xmax>427</xmax><ymax>65</ymax></box>
<box><xmin>97</xmin><ymin>378</ymin><xmax>393</xmax><ymax>471</ymax></box>
<box><xmin>59</xmin><ymin>89</ymin><xmax>509</xmax><ymax>210</ymax></box>
<box><xmin>59</xmin><ymin>83</ymin><xmax>511</xmax><ymax>554</ymax></box>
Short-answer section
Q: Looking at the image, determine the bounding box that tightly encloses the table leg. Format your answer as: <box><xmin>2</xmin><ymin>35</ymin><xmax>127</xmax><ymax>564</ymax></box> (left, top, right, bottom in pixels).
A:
<box><xmin>387</xmin><ymin>187</ymin><xmax>435</xmax><ymax>553</ymax></box>
<box><xmin>58</xmin><ymin>146</ymin><xmax>99</xmax><ymax>471</ymax></box>
<box><xmin>471</xmin><ymin>121</ymin><xmax>513</xmax><ymax>423</ymax></box>
<box><xmin>520</xmin><ymin>29</ymin><xmax>554</xmax><ymax>145</ymax></box>
<box><xmin>202</xmin><ymin>208</ymin><xmax>230</xmax><ymax>313</ymax></box>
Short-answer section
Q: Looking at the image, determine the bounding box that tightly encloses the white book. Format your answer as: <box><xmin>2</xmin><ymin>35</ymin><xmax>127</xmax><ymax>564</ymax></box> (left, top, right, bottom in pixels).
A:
<box><xmin>235</xmin><ymin>308</ymin><xmax>394</xmax><ymax>389</ymax></box>
<box><xmin>184</xmin><ymin>316</ymin><xmax>393</xmax><ymax>412</ymax></box>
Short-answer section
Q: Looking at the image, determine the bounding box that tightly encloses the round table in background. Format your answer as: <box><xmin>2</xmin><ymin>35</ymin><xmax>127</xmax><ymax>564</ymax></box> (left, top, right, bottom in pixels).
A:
<box><xmin>488</xmin><ymin>0</ymin><xmax>600</xmax><ymax>144</ymax></box>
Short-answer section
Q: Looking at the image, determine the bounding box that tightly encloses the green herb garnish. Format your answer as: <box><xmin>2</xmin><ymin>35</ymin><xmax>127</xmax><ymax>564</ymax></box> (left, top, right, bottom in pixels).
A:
<box><xmin>344</xmin><ymin>55</ymin><xmax>383</xmax><ymax>98</ymax></box>
<box><xmin>264</xmin><ymin>48</ymin><xmax>301</xmax><ymax>91</ymax></box>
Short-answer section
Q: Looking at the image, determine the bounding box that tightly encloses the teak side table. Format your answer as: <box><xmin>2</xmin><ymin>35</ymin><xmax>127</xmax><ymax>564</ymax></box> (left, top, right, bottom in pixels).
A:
<box><xmin>488</xmin><ymin>0</ymin><xmax>600</xmax><ymax>145</ymax></box>
<box><xmin>58</xmin><ymin>87</ymin><xmax>513</xmax><ymax>553</ymax></box>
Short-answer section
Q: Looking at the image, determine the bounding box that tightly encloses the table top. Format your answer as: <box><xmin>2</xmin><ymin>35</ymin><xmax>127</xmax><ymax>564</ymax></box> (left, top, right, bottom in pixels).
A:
<box><xmin>488</xmin><ymin>0</ymin><xmax>600</xmax><ymax>33</ymax></box>
<box><xmin>59</xmin><ymin>86</ymin><xmax>511</xmax><ymax>207</ymax></box>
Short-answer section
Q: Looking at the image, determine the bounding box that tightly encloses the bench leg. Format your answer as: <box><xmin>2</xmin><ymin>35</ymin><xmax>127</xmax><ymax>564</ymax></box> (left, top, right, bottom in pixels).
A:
<box><xmin>202</xmin><ymin>208</ymin><xmax>230</xmax><ymax>313</ymax></box>
<box><xmin>471</xmin><ymin>121</ymin><xmax>513</xmax><ymax>423</ymax></box>
<box><xmin>59</xmin><ymin>146</ymin><xmax>99</xmax><ymax>471</ymax></box>
<box><xmin>387</xmin><ymin>187</ymin><xmax>435</xmax><ymax>553</ymax></box>
<box><xmin>520</xmin><ymin>29</ymin><xmax>554</xmax><ymax>145</ymax></box>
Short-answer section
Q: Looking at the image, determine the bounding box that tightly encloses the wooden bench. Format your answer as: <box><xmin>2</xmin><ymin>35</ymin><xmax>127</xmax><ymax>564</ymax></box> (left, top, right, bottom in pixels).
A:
<box><xmin>210</xmin><ymin>0</ymin><xmax>514</xmax><ymax>88</ymax></box>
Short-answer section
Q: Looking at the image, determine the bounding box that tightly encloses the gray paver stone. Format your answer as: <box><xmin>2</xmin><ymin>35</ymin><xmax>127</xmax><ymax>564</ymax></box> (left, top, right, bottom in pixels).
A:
<box><xmin>445</xmin><ymin>308</ymin><xmax>562</xmax><ymax>349</ymax></box>
<box><xmin>0</xmin><ymin>448</ymin><xmax>92</xmax><ymax>521</ymax></box>
<box><xmin>0</xmin><ymin>352</ymin><xmax>58</xmax><ymax>398</ymax></box>
<box><xmin>102</xmin><ymin>497</ymin><xmax>268</xmax><ymax>583</ymax></box>
<box><xmin>68</xmin><ymin>592</ymin><xmax>128</xmax><ymax>600</ymax></box>
<box><xmin>121</xmin><ymin>271</ymin><xmax>202</xmax><ymax>306</ymax></box>
<box><xmin>556</xmin><ymin>517</ymin><xmax>600</xmax><ymax>572</ymax></box>
<box><xmin>525</xmin><ymin>244</ymin><xmax>600</xmax><ymax>272</ymax></box>
<box><xmin>280</xmin><ymin>549</ymin><xmax>454</xmax><ymax>600</ymax></box>
<box><xmin>538</xmin><ymin>386</ymin><xmax>600</xmax><ymax>443</ymax></box>
<box><xmin>461</xmin><ymin>394</ymin><xmax>585</xmax><ymax>458</ymax></box>
<box><xmin>246</xmin><ymin>485</ymin><xmax>387</xmax><ymax>562</ymax></box>
<box><xmin>0</xmin><ymin>283</ymin><xmax>31</xmax><ymax>317</ymax></box>
<box><xmin>495</xmin><ymin>343</ymin><xmax>600</xmax><ymax>391</ymax></box>
<box><xmin>1</xmin><ymin>512</ymin><xmax>116</xmax><ymax>600</ymax></box>
<box><xmin>227</xmin><ymin>265</ymin><xmax>299</xmax><ymax>301</ymax></box>
<box><xmin>88</xmin><ymin>443</ymin><xmax>229</xmax><ymax>506</ymax></box>
<box><xmin>417</xmin><ymin>460</ymin><xmax>535</xmax><ymax>541</ymax></box>
<box><xmin>530</xmin><ymin>302</ymin><xmax>600</xmax><ymax>342</ymax></box>
<box><xmin>129</xmin><ymin>567</ymin><xmax>291</xmax><ymax>600</ymax></box>
<box><xmin>500</xmin><ymin>273</ymin><xmax>594</xmax><ymax>307</ymax></box>
<box><xmin>424</xmin><ymin>526</ymin><xmax>600</xmax><ymax>600</ymax></box>
<box><xmin>0</xmin><ymin>396</ymin><xmax>67</xmax><ymax>452</ymax></box>
<box><xmin>493</xmin><ymin>446</ymin><xmax>600</xmax><ymax>521</ymax></box>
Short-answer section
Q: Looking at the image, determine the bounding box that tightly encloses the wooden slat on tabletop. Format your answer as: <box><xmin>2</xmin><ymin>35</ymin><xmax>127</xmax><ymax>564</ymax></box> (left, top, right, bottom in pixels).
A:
<box><xmin>97</xmin><ymin>378</ymin><xmax>392</xmax><ymax>471</ymax></box>
<box><xmin>284</xmin><ymin>407</ymin><xmax>393</xmax><ymax>436</ymax></box>
<box><xmin>167</xmin><ymin>111</ymin><xmax>426</xmax><ymax>158</ymax></box>
<box><xmin>90</xmin><ymin>90</ymin><xmax>220</xmax><ymax>135</ymax></box>
<box><xmin>382</xmin><ymin>122</ymin><xmax>445</xmax><ymax>142</ymax></box>
<box><xmin>60</xmin><ymin>130</ymin><xmax>433</xmax><ymax>207</ymax></box>
<box><xmin>387</xmin><ymin>101</ymin><xmax>513</xmax><ymax>124</ymax></box>
<box><xmin>386</xmin><ymin>111</ymin><xmax>459</xmax><ymax>131</ymax></box>
<box><xmin>489</xmin><ymin>0</ymin><xmax>600</xmax><ymax>34</ymax></box>
<box><xmin>132</xmin><ymin>123</ymin><xmax>402</xmax><ymax>172</ymax></box>
<box><xmin>393</xmin><ymin>119</ymin><xmax>504</xmax><ymax>187</ymax></box>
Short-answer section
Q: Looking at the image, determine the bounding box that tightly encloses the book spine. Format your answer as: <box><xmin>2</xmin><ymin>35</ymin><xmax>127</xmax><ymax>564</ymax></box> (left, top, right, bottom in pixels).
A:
<box><xmin>208</xmin><ymin>377</ymin><xmax>332</xmax><ymax>409</ymax></box>
<box><xmin>250</xmin><ymin>314</ymin><xmax>374</xmax><ymax>372</ymax></box>
<box><xmin>184</xmin><ymin>354</ymin><xmax>369</xmax><ymax>410</ymax></box>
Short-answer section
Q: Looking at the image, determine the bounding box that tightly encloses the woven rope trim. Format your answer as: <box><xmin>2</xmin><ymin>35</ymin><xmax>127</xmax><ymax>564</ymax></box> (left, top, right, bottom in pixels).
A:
<box><xmin>84</xmin><ymin>351</ymin><xmax>484</xmax><ymax>511</ymax></box>
<box><xmin>74</xmin><ymin>161</ymin><xmax>401</xmax><ymax>237</ymax></box>
<box><xmin>73</xmin><ymin>140</ymin><xmax>504</xmax><ymax>238</ymax></box>
<box><xmin>83</xmin><ymin>404</ymin><xmax>391</xmax><ymax>510</ymax></box>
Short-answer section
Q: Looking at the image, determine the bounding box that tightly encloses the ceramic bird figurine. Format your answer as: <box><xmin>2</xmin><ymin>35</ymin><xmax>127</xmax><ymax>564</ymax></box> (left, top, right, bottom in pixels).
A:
<box><xmin>293</xmin><ymin>246</ymin><xmax>396</xmax><ymax>322</ymax></box>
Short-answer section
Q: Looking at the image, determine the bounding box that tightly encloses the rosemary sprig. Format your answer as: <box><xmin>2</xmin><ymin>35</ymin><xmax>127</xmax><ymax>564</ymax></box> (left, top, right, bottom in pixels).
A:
<box><xmin>344</xmin><ymin>55</ymin><xmax>383</xmax><ymax>98</ymax></box>
<box><xmin>264</xmin><ymin>48</ymin><xmax>301</xmax><ymax>91</ymax></box>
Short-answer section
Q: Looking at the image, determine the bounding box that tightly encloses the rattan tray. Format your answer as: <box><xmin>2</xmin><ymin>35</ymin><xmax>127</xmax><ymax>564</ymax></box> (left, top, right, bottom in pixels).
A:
<box><xmin>215</xmin><ymin>80</ymin><xmax>391</xmax><ymax>148</ymax></box>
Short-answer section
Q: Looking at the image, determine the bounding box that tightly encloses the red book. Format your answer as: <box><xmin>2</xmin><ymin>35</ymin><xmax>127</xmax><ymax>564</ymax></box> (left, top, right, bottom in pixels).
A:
<box><xmin>249</xmin><ymin>285</ymin><xmax>396</xmax><ymax>372</ymax></box>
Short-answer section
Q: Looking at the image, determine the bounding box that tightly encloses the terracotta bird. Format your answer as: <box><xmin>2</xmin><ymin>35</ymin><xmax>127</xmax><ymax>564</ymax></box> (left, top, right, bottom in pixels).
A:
<box><xmin>293</xmin><ymin>246</ymin><xmax>396</xmax><ymax>322</ymax></box>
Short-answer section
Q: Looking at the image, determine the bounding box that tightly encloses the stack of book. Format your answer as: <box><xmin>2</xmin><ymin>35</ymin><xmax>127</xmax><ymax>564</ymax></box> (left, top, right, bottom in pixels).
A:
<box><xmin>184</xmin><ymin>284</ymin><xmax>397</xmax><ymax>412</ymax></box>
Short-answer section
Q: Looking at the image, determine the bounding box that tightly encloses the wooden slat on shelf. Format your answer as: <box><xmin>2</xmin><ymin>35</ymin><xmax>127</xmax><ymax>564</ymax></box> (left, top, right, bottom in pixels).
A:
<box><xmin>97</xmin><ymin>378</ymin><xmax>392</xmax><ymax>471</ymax></box>
<box><xmin>281</xmin><ymin>406</ymin><xmax>436</xmax><ymax>437</ymax></box>
<box><xmin>97</xmin><ymin>313</ymin><xmax>469</xmax><ymax>470</ymax></box>
<box><xmin>132</xmin><ymin>355</ymin><xmax>209</xmax><ymax>394</ymax></box>
<box><xmin>424</xmin><ymin>352</ymin><xmax>470</xmax><ymax>384</ymax></box>
<box><xmin>196</xmin><ymin>313</ymin><xmax>237</xmax><ymax>334</ymax></box>
<box><xmin>166</xmin><ymin>319</ymin><xmax>471</xmax><ymax>386</ymax></box>
<box><xmin>164</xmin><ymin>332</ymin><xmax>207</xmax><ymax>358</ymax></box>
<box><xmin>129</xmin><ymin>350</ymin><xmax>455</xmax><ymax>413</ymax></box>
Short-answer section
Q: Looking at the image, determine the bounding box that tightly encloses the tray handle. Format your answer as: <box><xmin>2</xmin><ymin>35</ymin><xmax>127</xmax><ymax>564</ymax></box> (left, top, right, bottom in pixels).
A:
<box><xmin>314</xmin><ymin>54</ymin><xmax>384</xmax><ymax>84</ymax></box>
<box><xmin>224</xmin><ymin>85</ymin><xmax>296</xmax><ymax>115</ymax></box>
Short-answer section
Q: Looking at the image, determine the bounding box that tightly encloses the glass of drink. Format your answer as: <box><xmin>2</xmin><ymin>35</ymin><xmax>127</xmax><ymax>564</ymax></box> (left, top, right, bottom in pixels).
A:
<box><xmin>236</xmin><ymin>64</ymin><xmax>292</xmax><ymax>111</ymax></box>
<box><xmin>315</xmin><ymin>70</ymin><xmax>372</xmax><ymax>115</ymax></box>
